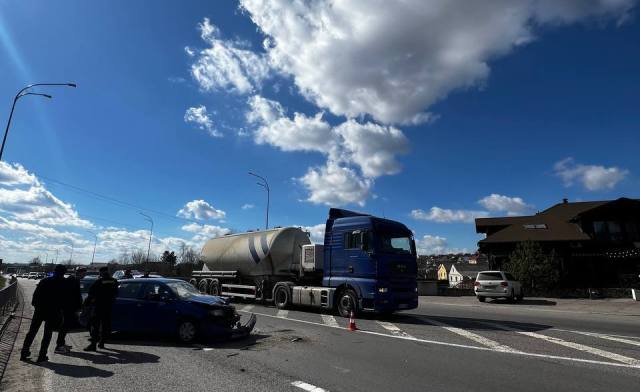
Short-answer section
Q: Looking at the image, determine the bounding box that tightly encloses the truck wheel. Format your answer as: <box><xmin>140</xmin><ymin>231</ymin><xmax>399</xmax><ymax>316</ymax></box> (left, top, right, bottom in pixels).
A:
<box><xmin>189</xmin><ymin>278</ymin><xmax>198</xmax><ymax>287</ymax></box>
<box><xmin>337</xmin><ymin>289</ymin><xmax>358</xmax><ymax>318</ymax></box>
<box><xmin>209</xmin><ymin>280</ymin><xmax>220</xmax><ymax>296</ymax></box>
<box><xmin>177</xmin><ymin>319</ymin><xmax>198</xmax><ymax>344</ymax></box>
<box><xmin>197</xmin><ymin>280</ymin><xmax>208</xmax><ymax>294</ymax></box>
<box><xmin>274</xmin><ymin>285</ymin><xmax>291</xmax><ymax>309</ymax></box>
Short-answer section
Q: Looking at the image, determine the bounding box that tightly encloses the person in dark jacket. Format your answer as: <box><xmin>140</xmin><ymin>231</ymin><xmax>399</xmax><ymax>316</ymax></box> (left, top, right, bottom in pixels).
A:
<box><xmin>54</xmin><ymin>267</ymin><xmax>85</xmax><ymax>353</ymax></box>
<box><xmin>123</xmin><ymin>269</ymin><xmax>133</xmax><ymax>279</ymax></box>
<box><xmin>84</xmin><ymin>267</ymin><xmax>118</xmax><ymax>351</ymax></box>
<box><xmin>20</xmin><ymin>264</ymin><xmax>67</xmax><ymax>362</ymax></box>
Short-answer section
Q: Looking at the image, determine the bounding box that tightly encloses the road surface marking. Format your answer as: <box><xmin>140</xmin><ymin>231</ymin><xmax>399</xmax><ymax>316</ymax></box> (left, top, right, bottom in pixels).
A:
<box><xmin>237</xmin><ymin>309</ymin><xmax>640</xmax><ymax>369</ymax></box>
<box><xmin>241</xmin><ymin>305</ymin><xmax>254</xmax><ymax>312</ymax></box>
<box><xmin>553</xmin><ymin>329</ymin><xmax>640</xmax><ymax>347</ymax></box>
<box><xmin>422</xmin><ymin>318</ymin><xmax>517</xmax><ymax>352</ymax></box>
<box><xmin>291</xmin><ymin>380</ymin><xmax>329</xmax><ymax>392</ymax></box>
<box><xmin>321</xmin><ymin>314</ymin><xmax>339</xmax><ymax>327</ymax></box>
<box><xmin>277</xmin><ymin>309</ymin><xmax>288</xmax><ymax>318</ymax></box>
<box><xmin>376</xmin><ymin>321</ymin><xmax>414</xmax><ymax>338</ymax></box>
<box><xmin>479</xmin><ymin>321</ymin><xmax>640</xmax><ymax>366</ymax></box>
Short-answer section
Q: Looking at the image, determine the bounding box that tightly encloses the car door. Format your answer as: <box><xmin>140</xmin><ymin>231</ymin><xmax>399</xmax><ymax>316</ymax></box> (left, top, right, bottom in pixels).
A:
<box><xmin>111</xmin><ymin>281</ymin><xmax>144</xmax><ymax>332</ymax></box>
<box><xmin>137</xmin><ymin>282</ymin><xmax>178</xmax><ymax>335</ymax></box>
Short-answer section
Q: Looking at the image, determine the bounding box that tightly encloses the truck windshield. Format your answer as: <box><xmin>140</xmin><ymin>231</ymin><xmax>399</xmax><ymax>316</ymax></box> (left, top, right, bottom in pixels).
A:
<box><xmin>378</xmin><ymin>233</ymin><xmax>415</xmax><ymax>255</ymax></box>
<box><xmin>166</xmin><ymin>281</ymin><xmax>201</xmax><ymax>299</ymax></box>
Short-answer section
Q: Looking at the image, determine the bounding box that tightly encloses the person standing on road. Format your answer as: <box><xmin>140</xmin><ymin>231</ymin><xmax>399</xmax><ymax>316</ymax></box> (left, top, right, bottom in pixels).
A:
<box><xmin>84</xmin><ymin>267</ymin><xmax>118</xmax><ymax>351</ymax></box>
<box><xmin>124</xmin><ymin>269</ymin><xmax>133</xmax><ymax>279</ymax></box>
<box><xmin>54</xmin><ymin>267</ymin><xmax>85</xmax><ymax>353</ymax></box>
<box><xmin>20</xmin><ymin>264</ymin><xmax>67</xmax><ymax>362</ymax></box>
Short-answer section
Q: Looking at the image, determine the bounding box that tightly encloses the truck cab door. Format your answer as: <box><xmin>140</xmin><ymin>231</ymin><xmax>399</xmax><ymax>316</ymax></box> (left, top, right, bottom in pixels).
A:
<box><xmin>342</xmin><ymin>230</ymin><xmax>375</xmax><ymax>278</ymax></box>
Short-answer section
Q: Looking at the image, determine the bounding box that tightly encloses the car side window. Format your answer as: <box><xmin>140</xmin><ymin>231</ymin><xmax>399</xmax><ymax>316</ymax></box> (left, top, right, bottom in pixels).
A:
<box><xmin>118</xmin><ymin>282</ymin><xmax>141</xmax><ymax>299</ymax></box>
<box><xmin>141</xmin><ymin>283</ymin><xmax>173</xmax><ymax>300</ymax></box>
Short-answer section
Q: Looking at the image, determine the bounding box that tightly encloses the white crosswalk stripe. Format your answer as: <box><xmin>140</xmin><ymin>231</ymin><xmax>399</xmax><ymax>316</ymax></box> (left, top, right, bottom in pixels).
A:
<box><xmin>553</xmin><ymin>329</ymin><xmax>640</xmax><ymax>348</ymax></box>
<box><xmin>376</xmin><ymin>321</ymin><xmax>414</xmax><ymax>338</ymax></box>
<box><xmin>321</xmin><ymin>314</ymin><xmax>340</xmax><ymax>327</ymax></box>
<box><xmin>422</xmin><ymin>318</ymin><xmax>517</xmax><ymax>352</ymax></box>
<box><xmin>276</xmin><ymin>309</ymin><xmax>288</xmax><ymax>318</ymax></box>
<box><xmin>240</xmin><ymin>305</ymin><xmax>254</xmax><ymax>312</ymax></box>
<box><xmin>479</xmin><ymin>321</ymin><xmax>640</xmax><ymax>366</ymax></box>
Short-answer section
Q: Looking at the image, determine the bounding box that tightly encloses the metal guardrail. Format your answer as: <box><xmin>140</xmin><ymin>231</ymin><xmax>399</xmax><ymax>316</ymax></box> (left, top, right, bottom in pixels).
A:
<box><xmin>0</xmin><ymin>282</ymin><xmax>18</xmax><ymax>319</ymax></box>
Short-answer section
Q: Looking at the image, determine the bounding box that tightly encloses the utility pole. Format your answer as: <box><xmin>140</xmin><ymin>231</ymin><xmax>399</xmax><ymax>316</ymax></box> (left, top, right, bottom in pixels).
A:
<box><xmin>248</xmin><ymin>171</ymin><xmax>270</xmax><ymax>230</ymax></box>
<box><xmin>139</xmin><ymin>212</ymin><xmax>154</xmax><ymax>262</ymax></box>
<box><xmin>88</xmin><ymin>230</ymin><xmax>98</xmax><ymax>264</ymax></box>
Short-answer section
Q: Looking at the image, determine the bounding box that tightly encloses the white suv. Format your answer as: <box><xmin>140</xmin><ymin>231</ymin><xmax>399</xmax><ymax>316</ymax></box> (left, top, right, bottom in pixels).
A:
<box><xmin>474</xmin><ymin>270</ymin><xmax>523</xmax><ymax>302</ymax></box>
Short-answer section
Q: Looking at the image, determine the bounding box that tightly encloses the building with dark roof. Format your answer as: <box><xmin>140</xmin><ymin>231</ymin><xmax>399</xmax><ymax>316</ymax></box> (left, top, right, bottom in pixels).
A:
<box><xmin>475</xmin><ymin>198</ymin><xmax>640</xmax><ymax>287</ymax></box>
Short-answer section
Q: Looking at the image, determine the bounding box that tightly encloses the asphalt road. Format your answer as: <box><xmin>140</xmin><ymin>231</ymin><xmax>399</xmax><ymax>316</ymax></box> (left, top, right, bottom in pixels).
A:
<box><xmin>8</xmin><ymin>279</ymin><xmax>640</xmax><ymax>392</ymax></box>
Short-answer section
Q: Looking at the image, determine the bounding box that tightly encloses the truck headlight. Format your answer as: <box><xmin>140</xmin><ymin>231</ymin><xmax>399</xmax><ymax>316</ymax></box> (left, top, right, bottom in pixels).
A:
<box><xmin>378</xmin><ymin>287</ymin><xmax>388</xmax><ymax>293</ymax></box>
<box><xmin>209</xmin><ymin>309</ymin><xmax>225</xmax><ymax>317</ymax></box>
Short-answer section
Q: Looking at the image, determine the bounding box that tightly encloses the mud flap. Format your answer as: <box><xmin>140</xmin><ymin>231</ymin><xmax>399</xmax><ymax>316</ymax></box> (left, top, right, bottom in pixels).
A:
<box><xmin>231</xmin><ymin>313</ymin><xmax>256</xmax><ymax>339</ymax></box>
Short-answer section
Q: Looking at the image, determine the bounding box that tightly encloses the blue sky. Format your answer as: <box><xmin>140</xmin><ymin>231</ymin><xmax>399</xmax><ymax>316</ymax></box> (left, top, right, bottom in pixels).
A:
<box><xmin>1</xmin><ymin>0</ymin><xmax>639</xmax><ymax>263</ymax></box>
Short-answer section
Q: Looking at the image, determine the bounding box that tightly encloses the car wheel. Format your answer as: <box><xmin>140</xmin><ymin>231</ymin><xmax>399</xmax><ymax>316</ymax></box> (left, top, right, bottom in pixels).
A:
<box><xmin>274</xmin><ymin>285</ymin><xmax>291</xmax><ymax>309</ymax></box>
<box><xmin>477</xmin><ymin>296</ymin><xmax>486</xmax><ymax>303</ymax></box>
<box><xmin>209</xmin><ymin>280</ymin><xmax>220</xmax><ymax>296</ymax></box>
<box><xmin>177</xmin><ymin>319</ymin><xmax>198</xmax><ymax>344</ymax></box>
<box><xmin>337</xmin><ymin>289</ymin><xmax>358</xmax><ymax>318</ymax></box>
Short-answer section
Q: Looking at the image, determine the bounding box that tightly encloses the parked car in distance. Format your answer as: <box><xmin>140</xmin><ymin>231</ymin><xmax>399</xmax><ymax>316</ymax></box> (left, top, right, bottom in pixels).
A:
<box><xmin>133</xmin><ymin>273</ymin><xmax>162</xmax><ymax>279</ymax></box>
<box><xmin>109</xmin><ymin>278</ymin><xmax>255</xmax><ymax>343</ymax></box>
<box><xmin>474</xmin><ymin>271</ymin><xmax>523</xmax><ymax>302</ymax></box>
<box><xmin>112</xmin><ymin>270</ymin><xmax>142</xmax><ymax>279</ymax></box>
<box><xmin>28</xmin><ymin>272</ymin><xmax>38</xmax><ymax>279</ymax></box>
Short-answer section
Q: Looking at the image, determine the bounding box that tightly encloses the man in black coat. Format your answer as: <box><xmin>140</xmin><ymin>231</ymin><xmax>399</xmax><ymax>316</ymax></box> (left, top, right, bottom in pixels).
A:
<box><xmin>84</xmin><ymin>267</ymin><xmax>118</xmax><ymax>351</ymax></box>
<box><xmin>20</xmin><ymin>264</ymin><xmax>67</xmax><ymax>362</ymax></box>
<box><xmin>54</xmin><ymin>267</ymin><xmax>85</xmax><ymax>353</ymax></box>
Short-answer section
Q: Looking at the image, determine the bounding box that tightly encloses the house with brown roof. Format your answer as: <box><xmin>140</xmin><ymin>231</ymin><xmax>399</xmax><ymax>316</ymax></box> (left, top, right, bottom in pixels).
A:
<box><xmin>475</xmin><ymin>197</ymin><xmax>640</xmax><ymax>287</ymax></box>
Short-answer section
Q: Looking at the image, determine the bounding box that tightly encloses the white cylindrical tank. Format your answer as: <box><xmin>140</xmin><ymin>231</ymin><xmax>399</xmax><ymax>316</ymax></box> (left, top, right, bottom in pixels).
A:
<box><xmin>200</xmin><ymin>227</ymin><xmax>311</xmax><ymax>278</ymax></box>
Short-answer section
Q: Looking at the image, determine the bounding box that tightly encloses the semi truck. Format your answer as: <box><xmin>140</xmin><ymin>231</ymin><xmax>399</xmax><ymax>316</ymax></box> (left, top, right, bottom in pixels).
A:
<box><xmin>190</xmin><ymin>208</ymin><xmax>418</xmax><ymax>317</ymax></box>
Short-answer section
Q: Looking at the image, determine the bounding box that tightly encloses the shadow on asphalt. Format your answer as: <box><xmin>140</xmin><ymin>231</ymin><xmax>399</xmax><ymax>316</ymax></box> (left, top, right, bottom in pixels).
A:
<box><xmin>101</xmin><ymin>332</ymin><xmax>271</xmax><ymax>351</ymax></box>
<box><xmin>33</xmin><ymin>362</ymin><xmax>114</xmax><ymax>378</ymax></box>
<box><xmin>486</xmin><ymin>298</ymin><xmax>557</xmax><ymax>306</ymax></box>
<box><xmin>60</xmin><ymin>347</ymin><xmax>160</xmax><ymax>365</ymax></box>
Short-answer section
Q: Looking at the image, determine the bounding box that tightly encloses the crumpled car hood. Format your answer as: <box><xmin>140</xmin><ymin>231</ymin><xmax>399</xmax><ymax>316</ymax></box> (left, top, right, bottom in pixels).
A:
<box><xmin>187</xmin><ymin>294</ymin><xmax>229</xmax><ymax>307</ymax></box>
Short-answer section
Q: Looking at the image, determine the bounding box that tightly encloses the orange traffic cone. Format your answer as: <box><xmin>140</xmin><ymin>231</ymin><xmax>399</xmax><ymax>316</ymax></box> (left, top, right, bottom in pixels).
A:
<box><xmin>348</xmin><ymin>311</ymin><xmax>358</xmax><ymax>331</ymax></box>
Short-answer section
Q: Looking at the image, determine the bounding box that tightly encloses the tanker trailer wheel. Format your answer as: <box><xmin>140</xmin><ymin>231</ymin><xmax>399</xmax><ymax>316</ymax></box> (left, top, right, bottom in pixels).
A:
<box><xmin>197</xmin><ymin>280</ymin><xmax>209</xmax><ymax>294</ymax></box>
<box><xmin>274</xmin><ymin>285</ymin><xmax>291</xmax><ymax>309</ymax></box>
<box><xmin>337</xmin><ymin>289</ymin><xmax>359</xmax><ymax>318</ymax></box>
<box><xmin>189</xmin><ymin>278</ymin><xmax>198</xmax><ymax>288</ymax></box>
<box><xmin>209</xmin><ymin>279</ymin><xmax>221</xmax><ymax>296</ymax></box>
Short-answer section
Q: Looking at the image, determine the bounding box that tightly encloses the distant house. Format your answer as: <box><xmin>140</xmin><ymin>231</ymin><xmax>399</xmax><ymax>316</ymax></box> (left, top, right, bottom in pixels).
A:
<box><xmin>449</xmin><ymin>262</ymin><xmax>490</xmax><ymax>288</ymax></box>
<box><xmin>437</xmin><ymin>262</ymin><xmax>454</xmax><ymax>281</ymax></box>
<box><xmin>475</xmin><ymin>197</ymin><xmax>640</xmax><ymax>287</ymax></box>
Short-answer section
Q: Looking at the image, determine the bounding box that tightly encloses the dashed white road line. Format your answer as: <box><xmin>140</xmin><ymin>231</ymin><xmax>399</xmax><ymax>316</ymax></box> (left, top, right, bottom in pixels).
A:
<box><xmin>240</xmin><ymin>304</ymin><xmax>254</xmax><ymax>312</ymax></box>
<box><xmin>376</xmin><ymin>321</ymin><xmax>414</xmax><ymax>338</ymax></box>
<box><xmin>553</xmin><ymin>329</ymin><xmax>640</xmax><ymax>348</ymax></box>
<box><xmin>276</xmin><ymin>309</ymin><xmax>288</xmax><ymax>318</ymax></box>
<box><xmin>480</xmin><ymin>321</ymin><xmax>640</xmax><ymax>366</ymax></box>
<box><xmin>291</xmin><ymin>380</ymin><xmax>329</xmax><ymax>392</ymax></box>
<box><xmin>422</xmin><ymin>318</ymin><xmax>517</xmax><ymax>353</ymax></box>
<box><xmin>237</xmin><ymin>309</ymin><xmax>640</xmax><ymax>370</ymax></box>
<box><xmin>321</xmin><ymin>314</ymin><xmax>339</xmax><ymax>328</ymax></box>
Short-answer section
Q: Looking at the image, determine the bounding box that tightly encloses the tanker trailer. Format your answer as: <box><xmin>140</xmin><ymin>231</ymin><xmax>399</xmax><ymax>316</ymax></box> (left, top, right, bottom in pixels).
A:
<box><xmin>191</xmin><ymin>208</ymin><xmax>418</xmax><ymax>317</ymax></box>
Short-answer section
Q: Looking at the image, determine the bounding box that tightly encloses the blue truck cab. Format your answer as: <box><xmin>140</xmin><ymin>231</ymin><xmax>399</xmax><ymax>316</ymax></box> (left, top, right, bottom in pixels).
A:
<box><xmin>323</xmin><ymin>209</ymin><xmax>418</xmax><ymax>316</ymax></box>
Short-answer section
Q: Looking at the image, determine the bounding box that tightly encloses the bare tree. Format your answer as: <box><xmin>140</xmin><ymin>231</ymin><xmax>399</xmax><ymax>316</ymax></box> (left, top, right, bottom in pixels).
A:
<box><xmin>131</xmin><ymin>249</ymin><xmax>146</xmax><ymax>264</ymax></box>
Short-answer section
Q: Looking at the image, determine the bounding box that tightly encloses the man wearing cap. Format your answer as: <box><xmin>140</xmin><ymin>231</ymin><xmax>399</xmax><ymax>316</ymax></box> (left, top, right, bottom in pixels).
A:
<box><xmin>84</xmin><ymin>266</ymin><xmax>118</xmax><ymax>351</ymax></box>
<box><xmin>54</xmin><ymin>267</ymin><xmax>85</xmax><ymax>353</ymax></box>
<box><xmin>20</xmin><ymin>264</ymin><xmax>67</xmax><ymax>362</ymax></box>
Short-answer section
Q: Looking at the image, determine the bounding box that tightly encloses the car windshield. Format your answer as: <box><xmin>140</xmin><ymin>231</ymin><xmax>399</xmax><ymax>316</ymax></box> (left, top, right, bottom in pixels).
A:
<box><xmin>377</xmin><ymin>233</ymin><xmax>415</xmax><ymax>255</ymax></box>
<box><xmin>166</xmin><ymin>281</ymin><xmax>201</xmax><ymax>299</ymax></box>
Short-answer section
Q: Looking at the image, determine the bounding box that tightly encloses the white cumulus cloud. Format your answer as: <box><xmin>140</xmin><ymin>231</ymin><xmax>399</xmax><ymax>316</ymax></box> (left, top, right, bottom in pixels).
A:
<box><xmin>300</xmin><ymin>161</ymin><xmax>372</xmax><ymax>207</ymax></box>
<box><xmin>240</xmin><ymin>0</ymin><xmax>634</xmax><ymax>124</ymax></box>
<box><xmin>184</xmin><ymin>105</ymin><xmax>220</xmax><ymax>137</ymax></box>
<box><xmin>411</xmin><ymin>207</ymin><xmax>488</xmax><ymax>223</ymax></box>
<box><xmin>553</xmin><ymin>158</ymin><xmax>629</xmax><ymax>191</ymax></box>
<box><xmin>300</xmin><ymin>223</ymin><xmax>326</xmax><ymax>244</ymax></box>
<box><xmin>241</xmin><ymin>204</ymin><xmax>255</xmax><ymax>210</ymax></box>
<box><xmin>478</xmin><ymin>194</ymin><xmax>533</xmax><ymax>216</ymax></box>
<box><xmin>177</xmin><ymin>200</ymin><xmax>226</xmax><ymax>220</ymax></box>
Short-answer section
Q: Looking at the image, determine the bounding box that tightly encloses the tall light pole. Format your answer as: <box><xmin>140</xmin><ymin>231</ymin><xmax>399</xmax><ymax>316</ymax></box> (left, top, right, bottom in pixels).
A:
<box><xmin>88</xmin><ymin>230</ymin><xmax>98</xmax><ymax>264</ymax></box>
<box><xmin>139</xmin><ymin>212</ymin><xmax>153</xmax><ymax>262</ymax></box>
<box><xmin>67</xmin><ymin>242</ymin><xmax>74</xmax><ymax>264</ymax></box>
<box><xmin>55</xmin><ymin>248</ymin><xmax>59</xmax><ymax>264</ymax></box>
<box><xmin>248</xmin><ymin>171</ymin><xmax>270</xmax><ymax>230</ymax></box>
<box><xmin>1</xmin><ymin>83</ymin><xmax>77</xmax><ymax>161</ymax></box>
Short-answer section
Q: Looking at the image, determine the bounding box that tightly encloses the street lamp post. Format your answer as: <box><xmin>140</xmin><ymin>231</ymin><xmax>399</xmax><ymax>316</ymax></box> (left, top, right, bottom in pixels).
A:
<box><xmin>88</xmin><ymin>230</ymin><xmax>98</xmax><ymax>264</ymax></box>
<box><xmin>1</xmin><ymin>83</ymin><xmax>77</xmax><ymax>162</ymax></box>
<box><xmin>67</xmin><ymin>242</ymin><xmax>74</xmax><ymax>264</ymax></box>
<box><xmin>139</xmin><ymin>212</ymin><xmax>154</xmax><ymax>262</ymax></box>
<box><xmin>248</xmin><ymin>171</ymin><xmax>270</xmax><ymax>230</ymax></box>
<box><xmin>55</xmin><ymin>249</ymin><xmax>59</xmax><ymax>264</ymax></box>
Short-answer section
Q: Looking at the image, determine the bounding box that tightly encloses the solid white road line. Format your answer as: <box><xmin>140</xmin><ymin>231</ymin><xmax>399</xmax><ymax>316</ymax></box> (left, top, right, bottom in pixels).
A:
<box><xmin>422</xmin><ymin>318</ymin><xmax>517</xmax><ymax>353</ymax></box>
<box><xmin>480</xmin><ymin>321</ymin><xmax>640</xmax><ymax>366</ymax></box>
<box><xmin>240</xmin><ymin>304</ymin><xmax>254</xmax><ymax>312</ymax></box>
<box><xmin>237</xmin><ymin>309</ymin><xmax>640</xmax><ymax>370</ymax></box>
<box><xmin>291</xmin><ymin>380</ymin><xmax>329</xmax><ymax>392</ymax></box>
<box><xmin>321</xmin><ymin>314</ymin><xmax>340</xmax><ymax>327</ymax></box>
<box><xmin>553</xmin><ymin>329</ymin><xmax>640</xmax><ymax>348</ymax></box>
<box><xmin>277</xmin><ymin>309</ymin><xmax>289</xmax><ymax>318</ymax></box>
<box><xmin>376</xmin><ymin>321</ymin><xmax>414</xmax><ymax>338</ymax></box>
